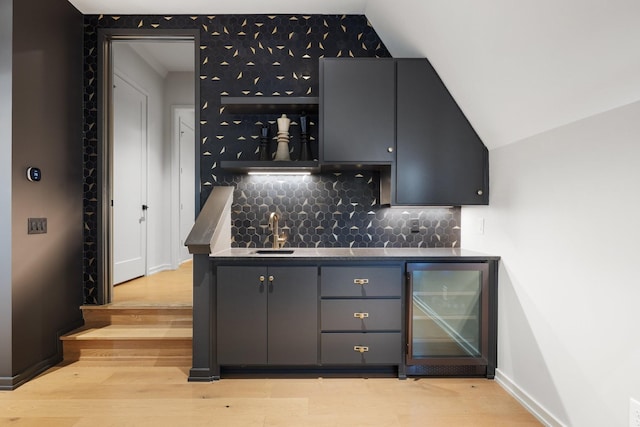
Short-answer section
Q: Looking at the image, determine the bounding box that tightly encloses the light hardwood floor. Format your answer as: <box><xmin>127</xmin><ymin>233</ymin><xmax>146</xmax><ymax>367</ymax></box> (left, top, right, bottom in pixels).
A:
<box><xmin>112</xmin><ymin>261</ymin><xmax>193</xmax><ymax>306</ymax></box>
<box><xmin>1</xmin><ymin>262</ymin><xmax>541</xmax><ymax>426</ymax></box>
<box><xmin>0</xmin><ymin>364</ymin><xmax>541</xmax><ymax>426</ymax></box>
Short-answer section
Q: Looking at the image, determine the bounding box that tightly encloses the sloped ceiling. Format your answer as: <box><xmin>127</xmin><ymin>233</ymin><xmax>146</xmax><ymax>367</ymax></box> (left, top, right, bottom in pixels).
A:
<box><xmin>68</xmin><ymin>0</ymin><xmax>640</xmax><ymax>149</ymax></box>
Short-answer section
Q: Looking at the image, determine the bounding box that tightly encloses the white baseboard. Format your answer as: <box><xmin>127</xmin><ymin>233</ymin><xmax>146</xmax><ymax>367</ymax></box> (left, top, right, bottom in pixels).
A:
<box><xmin>147</xmin><ymin>263</ymin><xmax>172</xmax><ymax>276</ymax></box>
<box><xmin>495</xmin><ymin>369</ymin><xmax>566</xmax><ymax>427</ymax></box>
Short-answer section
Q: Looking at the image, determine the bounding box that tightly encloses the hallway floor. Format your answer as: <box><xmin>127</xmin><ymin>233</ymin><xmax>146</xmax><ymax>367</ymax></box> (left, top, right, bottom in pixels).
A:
<box><xmin>112</xmin><ymin>261</ymin><xmax>192</xmax><ymax>306</ymax></box>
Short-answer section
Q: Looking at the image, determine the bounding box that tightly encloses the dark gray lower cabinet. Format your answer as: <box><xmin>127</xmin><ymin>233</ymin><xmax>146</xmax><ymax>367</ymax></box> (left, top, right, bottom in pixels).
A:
<box><xmin>217</xmin><ymin>265</ymin><xmax>318</xmax><ymax>365</ymax></box>
<box><xmin>199</xmin><ymin>258</ymin><xmax>497</xmax><ymax>381</ymax></box>
<box><xmin>319</xmin><ymin>265</ymin><xmax>403</xmax><ymax>368</ymax></box>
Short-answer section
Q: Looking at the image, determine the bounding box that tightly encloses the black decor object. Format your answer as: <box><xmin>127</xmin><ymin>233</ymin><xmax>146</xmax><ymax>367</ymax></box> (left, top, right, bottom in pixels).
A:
<box><xmin>259</xmin><ymin>124</ymin><xmax>270</xmax><ymax>161</ymax></box>
<box><xmin>299</xmin><ymin>113</ymin><xmax>311</xmax><ymax>161</ymax></box>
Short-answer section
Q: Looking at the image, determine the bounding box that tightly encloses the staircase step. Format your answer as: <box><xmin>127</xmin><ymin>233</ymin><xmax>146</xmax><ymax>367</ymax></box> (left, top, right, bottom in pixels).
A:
<box><xmin>61</xmin><ymin>325</ymin><xmax>192</xmax><ymax>365</ymax></box>
<box><xmin>61</xmin><ymin>305</ymin><xmax>193</xmax><ymax>366</ymax></box>
<box><xmin>80</xmin><ymin>304</ymin><xmax>192</xmax><ymax>327</ymax></box>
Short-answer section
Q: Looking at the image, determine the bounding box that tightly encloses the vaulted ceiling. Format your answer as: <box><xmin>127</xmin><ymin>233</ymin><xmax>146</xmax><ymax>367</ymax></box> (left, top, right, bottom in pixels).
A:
<box><xmin>67</xmin><ymin>0</ymin><xmax>640</xmax><ymax>149</ymax></box>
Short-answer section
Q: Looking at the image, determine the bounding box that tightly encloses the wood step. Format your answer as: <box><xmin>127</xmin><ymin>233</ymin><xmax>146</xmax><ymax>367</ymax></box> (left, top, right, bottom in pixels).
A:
<box><xmin>61</xmin><ymin>324</ymin><xmax>192</xmax><ymax>365</ymax></box>
<box><xmin>80</xmin><ymin>304</ymin><xmax>193</xmax><ymax>327</ymax></box>
<box><xmin>61</xmin><ymin>305</ymin><xmax>194</xmax><ymax>366</ymax></box>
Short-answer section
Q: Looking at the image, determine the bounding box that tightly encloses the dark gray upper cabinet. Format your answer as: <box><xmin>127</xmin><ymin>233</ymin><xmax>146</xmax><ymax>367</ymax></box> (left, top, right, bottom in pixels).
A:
<box><xmin>319</xmin><ymin>58</ymin><xmax>489</xmax><ymax>206</ymax></box>
<box><xmin>395</xmin><ymin>59</ymin><xmax>488</xmax><ymax>205</ymax></box>
<box><xmin>320</xmin><ymin>58</ymin><xmax>395</xmax><ymax>164</ymax></box>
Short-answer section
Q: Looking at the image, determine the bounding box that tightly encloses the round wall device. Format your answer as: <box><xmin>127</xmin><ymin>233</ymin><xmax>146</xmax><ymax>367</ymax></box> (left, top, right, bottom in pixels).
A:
<box><xmin>27</xmin><ymin>167</ymin><xmax>41</xmax><ymax>182</ymax></box>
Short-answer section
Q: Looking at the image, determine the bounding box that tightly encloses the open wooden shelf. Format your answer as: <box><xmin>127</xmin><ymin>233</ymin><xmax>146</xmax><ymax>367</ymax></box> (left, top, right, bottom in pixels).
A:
<box><xmin>220</xmin><ymin>160</ymin><xmax>320</xmax><ymax>173</ymax></box>
<box><xmin>220</xmin><ymin>96</ymin><xmax>319</xmax><ymax>114</ymax></box>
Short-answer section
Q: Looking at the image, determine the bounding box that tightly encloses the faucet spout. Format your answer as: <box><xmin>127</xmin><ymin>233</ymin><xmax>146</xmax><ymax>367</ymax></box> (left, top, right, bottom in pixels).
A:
<box><xmin>268</xmin><ymin>212</ymin><xmax>285</xmax><ymax>249</ymax></box>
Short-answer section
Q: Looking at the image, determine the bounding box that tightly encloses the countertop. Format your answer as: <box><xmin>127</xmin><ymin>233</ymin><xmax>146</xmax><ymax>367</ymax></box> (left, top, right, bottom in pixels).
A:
<box><xmin>209</xmin><ymin>247</ymin><xmax>499</xmax><ymax>261</ymax></box>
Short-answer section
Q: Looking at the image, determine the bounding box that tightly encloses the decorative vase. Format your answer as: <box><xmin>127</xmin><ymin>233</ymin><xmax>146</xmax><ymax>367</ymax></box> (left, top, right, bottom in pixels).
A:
<box><xmin>258</xmin><ymin>125</ymin><xmax>270</xmax><ymax>161</ymax></box>
<box><xmin>274</xmin><ymin>114</ymin><xmax>291</xmax><ymax>161</ymax></box>
<box><xmin>298</xmin><ymin>113</ymin><xmax>312</xmax><ymax>161</ymax></box>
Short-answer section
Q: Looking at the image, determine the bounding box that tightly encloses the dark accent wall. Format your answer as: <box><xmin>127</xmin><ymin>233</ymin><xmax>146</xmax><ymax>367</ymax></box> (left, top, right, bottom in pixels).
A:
<box><xmin>82</xmin><ymin>15</ymin><xmax>461</xmax><ymax>303</ymax></box>
<box><xmin>0</xmin><ymin>0</ymin><xmax>84</xmax><ymax>390</ymax></box>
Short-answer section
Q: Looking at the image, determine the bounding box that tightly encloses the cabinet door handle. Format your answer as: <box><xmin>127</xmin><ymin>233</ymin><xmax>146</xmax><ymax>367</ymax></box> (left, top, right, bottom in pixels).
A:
<box><xmin>353</xmin><ymin>312</ymin><xmax>369</xmax><ymax>319</ymax></box>
<box><xmin>268</xmin><ymin>275</ymin><xmax>274</xmax><ymax>283</ymax></box>
<box><xmin>353</xmin><ymin>278</ymin><xmax>369</xmax><ymax>285</ymax></box>
<box><xmin>387</xmin><ymin>147</ymin><xmax>394</xmax><ymax>153</ymax></box>
<box><xmin>353</xmin><ymin>346</ymin><xmax>369</xmax><ymax>353</ymax></box>
<box><xmin>259</xmin><ymin>275</ymin><xmax>265</xmax><ymax>283</ymax></box>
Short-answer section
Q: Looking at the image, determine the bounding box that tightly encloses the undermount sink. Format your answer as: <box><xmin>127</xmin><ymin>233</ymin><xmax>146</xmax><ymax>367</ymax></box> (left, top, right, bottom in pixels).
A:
<box><xmin>253</xmin><ymin>249</ymin><xmax>295</xmax><ymax>255</ymax></box>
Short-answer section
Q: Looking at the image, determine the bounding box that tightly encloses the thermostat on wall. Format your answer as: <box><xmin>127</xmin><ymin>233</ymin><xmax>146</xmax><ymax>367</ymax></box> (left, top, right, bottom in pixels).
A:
<box><xmin>26</xmin><ymin>167</ymin><xmax>41</xmax><ymax>182</ymax></box>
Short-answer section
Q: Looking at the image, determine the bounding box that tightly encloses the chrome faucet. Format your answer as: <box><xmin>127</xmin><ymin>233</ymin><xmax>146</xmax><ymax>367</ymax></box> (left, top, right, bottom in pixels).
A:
<box><xmin>268</xmin><ymin>212</ymin><xmax>286</xmax><ymax>249</ymax></box>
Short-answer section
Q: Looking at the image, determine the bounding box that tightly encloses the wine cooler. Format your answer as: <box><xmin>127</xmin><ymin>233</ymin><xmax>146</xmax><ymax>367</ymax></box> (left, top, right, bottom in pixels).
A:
<box><xmin>406</xmin><ymin>262</ymin><xmax>496</xmax><ymax>378</ymax></box>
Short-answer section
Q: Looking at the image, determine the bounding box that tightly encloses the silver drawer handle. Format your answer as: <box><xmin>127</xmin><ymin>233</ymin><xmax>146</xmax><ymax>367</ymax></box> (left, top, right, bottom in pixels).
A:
<box><xmin>353</xmin><ymin>312</ymin><xmax>369</xmax><ymax>319</ymax></box>
<box><xmin>354</xmin><ymin>346</ymin><xmax>369</xmax><ymax>353</ymax></box>
<box><xmin>353</xmin><ymin>278</ymin><xmax>369</xmax><ymax>285</ymax></box>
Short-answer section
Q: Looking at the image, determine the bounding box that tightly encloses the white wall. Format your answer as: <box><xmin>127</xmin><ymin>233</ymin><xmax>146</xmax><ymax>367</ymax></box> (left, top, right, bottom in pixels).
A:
<box><xmin>462</xmin><ymin>101</ymin><xmax>640</xmax><ymax>426</ymax></box>
<box><xmin>113</xmin><ymin>43</ymin><xmax>169</xmax><ymax>274</ymax></box>
<box><xmin>164</xmin><ymin>71</ymin><xmax>195</xmax><ymax>267</ymax></box>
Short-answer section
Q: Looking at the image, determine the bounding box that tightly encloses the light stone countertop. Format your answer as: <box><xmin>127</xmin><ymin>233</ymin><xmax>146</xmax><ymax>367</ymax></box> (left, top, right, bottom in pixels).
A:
<box><xmin>209</xmin><ymin>247</ymin><xmax>499</xmax><ymax>260</ymax></box>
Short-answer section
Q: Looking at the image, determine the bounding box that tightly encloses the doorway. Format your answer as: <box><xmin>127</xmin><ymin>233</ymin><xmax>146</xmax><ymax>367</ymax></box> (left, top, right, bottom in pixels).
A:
<box><xmin>97</xmin><ymin>29</ymin><xmax>200</xmax><ymax>304</ymax></box>
<box><xmin>174</xmin><ymin>107</ymin><xmax>196</xmax><ymax>264</ymax></box>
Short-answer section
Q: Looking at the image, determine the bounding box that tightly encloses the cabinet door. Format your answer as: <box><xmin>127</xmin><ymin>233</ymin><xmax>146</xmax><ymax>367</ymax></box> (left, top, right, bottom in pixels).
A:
<box><xmin>217</xmin><ymin>266</ymin><xmax>267</xmax><ymax>365</ymax></box>
<box><xmin>320</xmin><ymin>58</ymin><xmax>395</xmax><ymax>163</ymax></box>
<box><xmin>395</xmin><ymin>59</ymin><xmax>489</xmax><ymax>205</ymax></box>
<box><xmin>267</xmin><ymin>266</ymin><xmax>318</xmax><ymax>365</ymax></box>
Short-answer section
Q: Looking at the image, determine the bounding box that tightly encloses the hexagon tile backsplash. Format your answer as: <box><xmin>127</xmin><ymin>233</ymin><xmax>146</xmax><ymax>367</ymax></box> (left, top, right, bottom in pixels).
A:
<box><xmin>224</xmin><ymin>173</ymin><xmax>460</xmax><ymax>249</ymax></box>
<box><xmin>82</xmin><ymin>14</ymin><xmax>460</xmax><ymax>302</ymax></box>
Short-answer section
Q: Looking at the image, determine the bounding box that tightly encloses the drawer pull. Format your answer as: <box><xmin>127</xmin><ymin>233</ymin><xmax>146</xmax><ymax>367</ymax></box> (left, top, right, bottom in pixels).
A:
<box><xmin>353</xmin><ymin>278</ymin><xmax>369</xmax><ymax>285</ymax></box>
<box><xmin>353</xmin><ymin>345</ymin><xmax>369</xmax><ymax>353</ymax></box>
<box><xmin>353</xmin><ymin>312</ymin><xmax>369</xmax><ymax>319</ymax></box>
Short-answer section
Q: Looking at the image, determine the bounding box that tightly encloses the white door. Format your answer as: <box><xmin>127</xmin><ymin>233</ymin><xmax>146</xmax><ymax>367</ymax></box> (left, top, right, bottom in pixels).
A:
<box><xmin>179</xmin><ymin>114</ymin><xmax>195</xmax><ymax>263</ymax></box>
<box><xmin>113</xmin><ymin>73</ymin><xmax>148</xmax><ymax>284</ymax></box>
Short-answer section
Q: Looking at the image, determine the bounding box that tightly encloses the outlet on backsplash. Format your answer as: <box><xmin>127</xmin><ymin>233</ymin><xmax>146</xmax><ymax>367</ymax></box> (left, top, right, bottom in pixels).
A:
<box><xmin>630</xmin><ymin>398</ymin><xmax>640</xmax><ymax>427</ymax></box>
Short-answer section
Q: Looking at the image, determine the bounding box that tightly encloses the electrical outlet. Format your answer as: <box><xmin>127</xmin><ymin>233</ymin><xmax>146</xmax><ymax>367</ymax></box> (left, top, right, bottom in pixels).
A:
<box><xmin>630</xmin><ymin>398</ymin><xmax>640</xmax><ymax>427</ymax></box>
<box><xmin>27</xmin><ymin>218</ymin><xmax>47</xmax><ymax>234</ymax></box>
<box><xmin>409</xmin><ymin>218</ymin><xmax>420</xmax><ymax>233</ymax></box>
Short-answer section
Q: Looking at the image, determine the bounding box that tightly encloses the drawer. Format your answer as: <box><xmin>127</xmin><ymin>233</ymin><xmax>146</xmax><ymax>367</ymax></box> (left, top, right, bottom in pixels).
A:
<box><xmin>321</xmin><ymin>266</ymin><xmax>402</xmax><ymax>297</ymax></box>
<box><xmin>321</xmin><ymin>332</ymin><xmax>402</xmax><ymax>364</ymax></box>
<box><xmin>321</xmin><ymin>299</ymin><xmax>401</xmax><ymax>331</ymax></box>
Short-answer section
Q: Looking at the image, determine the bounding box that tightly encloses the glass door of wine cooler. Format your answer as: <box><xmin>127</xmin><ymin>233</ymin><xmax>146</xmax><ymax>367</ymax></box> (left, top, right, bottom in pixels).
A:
<box><xmin>407</xmin><ymin>263</ymin><xmax>490</xmax><ymax>369</ymax></box>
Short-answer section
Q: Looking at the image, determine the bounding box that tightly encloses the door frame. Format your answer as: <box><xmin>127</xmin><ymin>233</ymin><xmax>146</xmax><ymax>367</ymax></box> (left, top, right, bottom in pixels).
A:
<box><xmin>171</xmin><ymin>105</ymin><xmax>196</xmax><ymax>268</ymax></box>
<box><xmin>97</xmin><ymin>28</ymin><xmax>200</xmax><ymax>304</ymax></box>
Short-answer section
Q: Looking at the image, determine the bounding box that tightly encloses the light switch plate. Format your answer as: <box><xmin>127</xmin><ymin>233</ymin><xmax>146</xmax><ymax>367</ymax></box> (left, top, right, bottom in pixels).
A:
<box><xmin>28</xmin><ymin>218</ymin><xmax>47</xmax><ymax>234</ymax></box>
